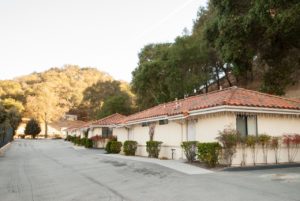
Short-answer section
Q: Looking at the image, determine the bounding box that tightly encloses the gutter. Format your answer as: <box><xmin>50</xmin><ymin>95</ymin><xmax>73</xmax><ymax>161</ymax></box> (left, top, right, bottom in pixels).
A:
<box><xmin>121</xmin><ymin>105</ymin><xmax>300</xmax><ymax>127</ymax></box>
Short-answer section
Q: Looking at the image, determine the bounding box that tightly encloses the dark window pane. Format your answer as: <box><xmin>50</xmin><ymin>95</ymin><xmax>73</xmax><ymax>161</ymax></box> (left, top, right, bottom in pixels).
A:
<box><xmin>236</xmin><ymin>115</ymin><xmax>247</xmax><ymax>137</ymax></box>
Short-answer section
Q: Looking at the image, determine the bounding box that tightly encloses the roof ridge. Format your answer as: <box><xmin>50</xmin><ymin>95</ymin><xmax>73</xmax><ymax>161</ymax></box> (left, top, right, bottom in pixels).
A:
<box><xmin>94</xmin><ymin>113</ymin><xmax>125</xmax><ymax>122</ymax></box>
<box><xmin>124</xmin><ymin>87</ymin><xmax>236</xmax><ymax>121</ymax></box>
<box><xmin>124</xmin><ymin>103</ymin><xmax>166</xmax><ymax>119</ymax></box>
<box><xmin>172</xmin><ymin>86</ymin><xmax>235</xmax><ymax>104</ymax></box>
<box><xmin>223</xmin><ymin>86</ymin><xmax>238</xmax><ymax>104</ymax></box>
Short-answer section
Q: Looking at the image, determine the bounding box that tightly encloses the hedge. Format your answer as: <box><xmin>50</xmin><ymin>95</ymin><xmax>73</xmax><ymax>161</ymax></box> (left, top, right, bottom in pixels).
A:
<box><xmin>123</xmin><ymin>140</ymin><xmax>138</xmax><ymax>156</ymax></box>
<box><xmin>146</xmin><ymin>141</ymin><xmax>162</xmax><ymax>158</ymax></box>
<box><xmin>198</xmin><ymin>142</ymin><xmax>221</xmax><ymax>167</ymax></box>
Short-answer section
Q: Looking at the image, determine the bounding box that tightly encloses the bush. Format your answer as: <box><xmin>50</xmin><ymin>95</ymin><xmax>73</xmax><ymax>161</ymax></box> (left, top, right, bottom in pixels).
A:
<box><xmin>24</xmin><ymin>118</ymin><xmax>41</xmax><ymax>139</ymax></box>
<box><xmin>258</xmin><ymin>134</ymin><xmax>271</xmax><ymax>164</ymax></box>
<box><xmin>65</xmin><ymin>135</ymin><xmax>72</xmax><ymax>141</ymax></box>
<box><xmin>181</xmin><ymin>141</ymin><xmax>198</xmax><ymax>163</ymax></box>
<box><xmin>216</xmin><ymin>128</ymin><xmax>239</xmax><ymax>166</ymax></box>
<box><xmin>123</xmin><ymin>140</ymin><xmax>138</xmax><ymax>156</ymax></box>
<box><xmin>109</xmin><ymin>141</ymin><xmax>122</xmax><ymax>153</ymax></box>
<box><xmin>283</xmin><ymin>134</ymin><xmax>300</xmax><ymax>162</ymax></box>
<box><xmin>198</xmin><ymin>142</ymin><xmax>221</xmax><ymax>167</ymax></box>
<box><xmin>146</xmin><ymin>141</ymin><xmax>162</xmax><ymax>158</ymax></box>
<box><xmin>74</xmin><ymin>136</ymin><xmax>81</xmax><ymax>145</ymax></box>
<box><xmin>246</xmin><ymin>135</ymin><xmax>258</xmax><ymax>165</ymax></box>
<box><xmin>105</xmin><ymin>140</ymin><xmax>113</xmax><ymax>153</ymax></box>
<box><xmin>85</xmin><ymin>138</ymin><xmax>93</xmax><ymax>148</ymax></box>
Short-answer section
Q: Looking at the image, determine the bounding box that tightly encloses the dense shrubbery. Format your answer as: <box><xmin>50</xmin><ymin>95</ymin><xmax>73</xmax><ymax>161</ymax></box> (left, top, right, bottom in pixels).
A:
<box><xmin>181</xmin><ymin>141</ymin><xmax>198</xmax><ymax>163</ymax></box>
<box><xmin>123</xmin><ymin>140</ymin><xmax>138</xmax><ymax>156</ymax></box>
<box><xmin>146</xmin><ymin>141</ymin><xmax>162</xmax><ymax>158</ymax></box>
<box><xmin>198</xmin><ymin>143</ymin><xmax>221</xmax><ymax>167</ymax></box>
<box><xmin>105</xmin><ymin>140</ymin><xmax>122</xmax><ymax>154</ymax></box>
<box><xmin>66</xmin><ymin>135</ymin><xmax>93</xmax><ymax>148</ymax></box>
<box><xmin>110</xmin><ymin>141</ymin><xmax>122</xmax><ymax>153</ymax></box>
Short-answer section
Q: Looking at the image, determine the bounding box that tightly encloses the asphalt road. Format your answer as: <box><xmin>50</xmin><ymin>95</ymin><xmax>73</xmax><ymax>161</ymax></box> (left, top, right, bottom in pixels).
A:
<box><xmin>0</xmin><ymin>139</ymin><xmax>300</xmax><ymax>201</ymax></box>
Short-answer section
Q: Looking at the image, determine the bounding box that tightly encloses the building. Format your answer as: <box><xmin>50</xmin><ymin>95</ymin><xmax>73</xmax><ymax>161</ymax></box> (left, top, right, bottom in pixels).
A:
<box><xmin>68</xmin><ymin>87</ymin><xmax>300</xmax><ymax>165</ymax></box>
<box><xmin>114</xmin><ymin>87</ymin><xmax>300</xmax><ymax>164</ymax></box>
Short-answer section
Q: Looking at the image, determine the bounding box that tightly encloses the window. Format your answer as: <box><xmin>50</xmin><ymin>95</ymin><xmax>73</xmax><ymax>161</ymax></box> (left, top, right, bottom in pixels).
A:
<box><xmin>159</xmin><ymin>119</ymin><xmax>168</xmax><ymax>125</ymax></box>
<box><xmin>141</xmin><ymin>122</ymin><xmax>150</xmax><ymax>127</ymax></box>
<box><xmin>102</xmin><ymin>127</ymin><xmax>113</xmax><ymax>138</ymax></box>
<box><xmin>236</xmin><ymin>115</ymin><xmax>257</xmax><ymax>137</ymax></box>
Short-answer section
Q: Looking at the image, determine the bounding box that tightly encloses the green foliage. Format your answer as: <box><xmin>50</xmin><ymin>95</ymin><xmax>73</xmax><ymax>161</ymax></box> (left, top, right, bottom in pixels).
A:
<box><xmin>146</xmin><ymin>141</ymin><xmax>162</xmax><ymax>158</ymax></box>
<box><xmin>80</xmin><ymin>137</ymin><xmax>93</xmax><ymax>148</ymax></box>
<box><xmin>216</xmin><ymin>128</ymin><xmax>239</xmax><ymax>166</ymax></box>
<box><xmin>82</xmin><ymin>80</ymin><xmax>134</xmax><ymax>119</ymax></box>
<box><xmin>86</xmin><ymin>138</ymin><xmax>93</xmax><ymax>148</ymax></box>
<box><xmin>109</xmin><ymin>141</ymin><xmax>122</xmax><ymax>154</ymax></box>
<box><xmin>0</xmin><ymin>65</ymin><xmax>134</xmax><ymax>122</ymax></box>
<box><xmin>206</xmin><ymin>0</ymin><xmax>300</xmax><ymax>94</ymax></box>
<box><xmin>97</xmin><ymin>93</ymin><xmax>133</xmax><ymax>119</ymax></box>
<box><xmin>258</xmin><ymin>134</ymin><xmax>271</xmax><ymax>147</ymax></box>
<box><xmin>24</xmin><ymin>119</ymin><xmax>41</xmax><ymax>139</ymax></box>
<box><xmin>198</xmin><ymin>142</ymin><xmax>221</xmax><ymax>167</ymax></box>
<box><xmin>246</xmin><ymin>135</ymin><xmax>257</xmax><ymax>148</ymax></box>
<box><xmin>6</xmin><ymin>108</ymin><xmax>22</xmax><ymax>136</ymax></box>
<box><xmin>105</xmin><ymin>141</ymin><xmax>113</xmax><ymax>153</ymax></box>
<box><xmin>123</xmin><ymin>140</ymin><xmax>138</xmax><ymax>156</ymax></box>
<box><xmin>105</xmin><ymin>139</ymin><xmax>122</xmax><ymax>154</ymax></box>
<box><xmin>181</xmin><ymin>141</ymin><xmax>198</xmax><ymax>163</ymax></box>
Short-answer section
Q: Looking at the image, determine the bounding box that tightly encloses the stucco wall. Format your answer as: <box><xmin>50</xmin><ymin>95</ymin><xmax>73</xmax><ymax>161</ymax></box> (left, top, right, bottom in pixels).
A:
<box><xmin>91</xmin><ymin>127</ymin><xmax>102</xmax><ymax>137</ymax></box>
<box><xmin>257</xmin><ymin>114</ymin><xmax>300</xmax><ymax>135</ymax></box>
<box><xmin>195</xmin><ymin>113</ymin><xmax>236</xmax><ymax>142</ymax></box>
<box><xmin>114</xmin><ymin>127</ymin><xmax>128</xmax><ymax>142</ymax></box>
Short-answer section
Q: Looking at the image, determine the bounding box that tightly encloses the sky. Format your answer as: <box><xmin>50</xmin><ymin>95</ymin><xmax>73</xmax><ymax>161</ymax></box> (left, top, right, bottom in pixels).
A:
<box><xmin>0</xmin><ymin>0</ymin><xmax>207</xmax><ymax>82</ymax></box>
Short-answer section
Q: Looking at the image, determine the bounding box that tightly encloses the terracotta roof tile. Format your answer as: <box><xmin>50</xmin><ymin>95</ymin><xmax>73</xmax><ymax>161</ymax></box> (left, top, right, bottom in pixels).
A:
<box><xmin>124</xmin><ymin>87</ymin><xmax>300</xmax><ymax>123</ymax></box>
<box><xmin>91</xmin><ymin>113</ymin><xmax>126</xmax><ymax>126</ymax></box>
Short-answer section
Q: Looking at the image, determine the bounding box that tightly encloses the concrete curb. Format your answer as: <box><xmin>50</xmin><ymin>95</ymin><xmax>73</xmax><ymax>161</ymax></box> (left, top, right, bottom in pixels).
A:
<box><xmin>0</xmin><ymin>142</ymin><xmax>11</xmax><ymax>157</ymax></box>
<box><xmin>222</xmin><ymin>163</ymin><xmax>300</xmax><ymax>172</ymax></box>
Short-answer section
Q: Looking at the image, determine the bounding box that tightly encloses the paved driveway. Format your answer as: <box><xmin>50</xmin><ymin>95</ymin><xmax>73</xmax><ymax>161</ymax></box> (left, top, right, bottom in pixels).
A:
<box><xmin>0</xmin><ymin>139</ymin><xmax>300</xmax><ymax>201</ymax></box>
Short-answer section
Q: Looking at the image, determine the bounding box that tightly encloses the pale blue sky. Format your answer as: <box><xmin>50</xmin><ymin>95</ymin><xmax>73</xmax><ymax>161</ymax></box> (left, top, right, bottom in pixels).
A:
<box><xmin>0</xmin><ymin>0</ymin><xmax>207</xmax><ymax>81</ymax></box>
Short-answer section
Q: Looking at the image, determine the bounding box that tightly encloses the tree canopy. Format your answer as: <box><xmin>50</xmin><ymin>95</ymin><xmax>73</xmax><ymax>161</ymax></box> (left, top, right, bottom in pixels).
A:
<box><xmin>131</xmin><ymin>0</ymin><xmax>300</xmax><ymax>110</ymax></box>
<box><xmin>0</xmin><ymin>65</ymin><xmax>134</xmax><ymax>123</ymax></box>
<box><xmin>24</xmin><ymin>119</ymin><xmax>41</xmax><ymax>139</ymax></box>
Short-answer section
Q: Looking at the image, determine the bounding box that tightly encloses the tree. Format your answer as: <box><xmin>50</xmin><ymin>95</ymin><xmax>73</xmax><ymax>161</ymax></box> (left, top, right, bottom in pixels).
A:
<box><xmin>1</xmin><ymin>98</ymin><xmax>24</xmax><ymax>113</ymax></box>
<box><xmin>82</xmin><ymin>80</ymin><xmax>134</xmax><ymax>119</ymax></box>
<box><xmin>25</xmin><ymin>84</ymin><xmax>67</xmax><ymax>138</ymax></box>
<box><xmin>97</xmin><ymin>93</ymin><xmax>133</xmax><ymax>118</ymax></box>
<box><xmin>6</xmin><ymin>108</ymin><xmax>22</xmax><ymax>136</ymax></box>
<box><xmin>24</xmin><ymin>119</ymin><xmax>41</xmax><ymax>139</ymax></box>
<box><xmin>205</xmin><ymin>0</ymin><xmax>300</xmax><ymax>94</ymax></box>
<box><xmin>131</xmin><ymin>43</ymin><xmax>173</xmax><ymax>110</ymax></box>
<box><xmin>0</xmin><ymin>103</ymin><xmax>22</xmax><ymax>142</ymax></box>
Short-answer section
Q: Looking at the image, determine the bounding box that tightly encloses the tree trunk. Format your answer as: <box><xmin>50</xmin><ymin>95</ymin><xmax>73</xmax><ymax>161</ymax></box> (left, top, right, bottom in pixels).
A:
<box><xmin>44</xmin><ymin>120</ymin><xmax>48</xmax><ymax>138</ymax></box>
<box><xmin>221</xmin><ymin>64</ymin><xmax>232</xmax><ymax>87</ymax></box>
<box><xmin>44</xmin><ymin>112</ymin><xmax>48</xmax><ymax>138</ymax></box>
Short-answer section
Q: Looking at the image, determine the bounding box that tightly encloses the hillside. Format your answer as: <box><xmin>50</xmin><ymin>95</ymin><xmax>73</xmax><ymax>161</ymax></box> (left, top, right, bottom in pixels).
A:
<box><xmin>0</xmin><ymin>65</ymin><xmax>134</xmax><ymax>122</ymax></box>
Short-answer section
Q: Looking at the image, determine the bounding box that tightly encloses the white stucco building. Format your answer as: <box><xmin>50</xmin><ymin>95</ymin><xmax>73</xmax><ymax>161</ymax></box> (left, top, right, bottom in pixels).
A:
<box><xmin>68</xmin><ymin>87</ymin><xmax>300</xmax><ymax>165</ymax></box>
<box><xmin>114</xmin><ymin>87</ymin><xmax>300</xmax><ymax>165</ymax></box>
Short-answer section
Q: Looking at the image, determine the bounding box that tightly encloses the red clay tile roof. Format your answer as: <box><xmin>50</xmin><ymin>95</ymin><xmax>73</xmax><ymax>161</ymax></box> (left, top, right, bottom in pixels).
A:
<box><xmin>91</xmin><ymin>113</ymin><xmax>126</xmax><ymax>126</ymax></box>
<box><xmin>124</xmin><ymin>87</ymin><xmax>300</xmax><ymax>122</ymax></box>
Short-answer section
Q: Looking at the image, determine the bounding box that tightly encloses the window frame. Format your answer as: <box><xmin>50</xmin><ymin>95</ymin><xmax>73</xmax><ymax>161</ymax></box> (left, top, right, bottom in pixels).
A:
<box><xmin>236</xmin><ymin>114</ymin><xmax>258</xmax><ymax>137</ymax></box>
